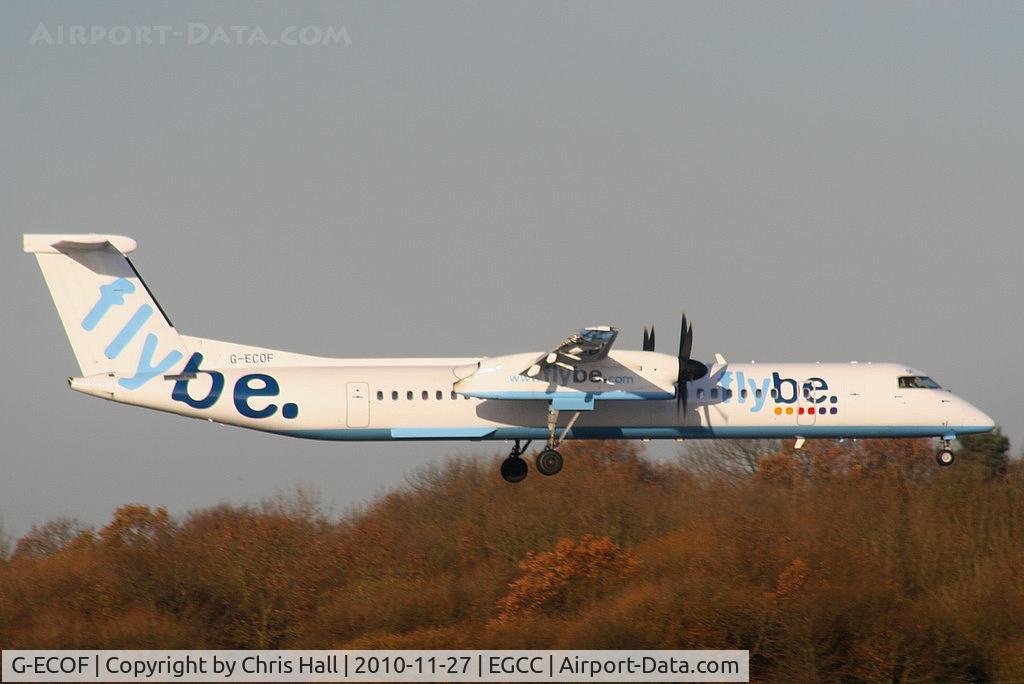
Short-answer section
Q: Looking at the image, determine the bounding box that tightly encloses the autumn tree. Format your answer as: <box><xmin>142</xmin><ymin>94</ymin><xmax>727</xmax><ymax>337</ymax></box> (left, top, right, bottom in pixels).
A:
<box><xmin>957</xmin><ymin>426</ymin><xmax>1010</xmax><ymax>478</ymax></box>
<box><xmin>497</xmin><ymin>534</ymin><xmax>641</xmax><ymax>621</ymax></box>
<box><xmin>12</xmin><ymin>516</ymin><xmax>92</xmax><ymax>559</ymax></box>
<box><xmin>4</xmin><ymin>437</ymin><xmax>1024</xmax><ymax>681</ymax></box>
<box><xmin>678</xmin><ymin>439</ymin><xmax>779</xmax><ymax>480</ymax></box>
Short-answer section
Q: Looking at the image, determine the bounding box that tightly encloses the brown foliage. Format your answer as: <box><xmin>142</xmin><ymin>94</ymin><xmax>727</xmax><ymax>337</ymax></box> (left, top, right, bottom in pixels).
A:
<box><xmin>496</xmin><ymin>534</ymin><xmax>641</xmax><ymax>621</ymax></box>
<box><xmin>12</xmin><ymin>517</ymin><xmax>92</xmax><ymax>559</ymax></box>
<box><xmin>3</xmin><ymin>438</ymin><xmax>1024</xmax><ymax>681</ymax></box>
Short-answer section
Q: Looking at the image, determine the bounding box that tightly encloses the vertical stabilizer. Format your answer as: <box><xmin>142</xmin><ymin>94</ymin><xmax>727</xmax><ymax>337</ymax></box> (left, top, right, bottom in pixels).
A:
<box><xmin>24</xmin><ymin>234</ymin><xmax>186</xmax><ymax>385</ymax></box>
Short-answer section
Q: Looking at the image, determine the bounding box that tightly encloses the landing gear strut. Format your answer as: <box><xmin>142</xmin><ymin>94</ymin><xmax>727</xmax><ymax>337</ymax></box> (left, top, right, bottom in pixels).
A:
<box><xmin>936</xmin><ymin>438</ymin><xmax>955</xmax><ymax>467</ymax></box>
<box><xmin>499</xmin><ymin>406</ymin><xmax>582</xmax><ymax>482</ymax></box>
<box><xmin>501</xmin><ymin>440</ymin><xmax>530</xmax><ymax>483</ymax></box>
<box><xmin>538</xmin><ymin>407</ymin><xmax>580</xmax><ymax>477</ymax></box>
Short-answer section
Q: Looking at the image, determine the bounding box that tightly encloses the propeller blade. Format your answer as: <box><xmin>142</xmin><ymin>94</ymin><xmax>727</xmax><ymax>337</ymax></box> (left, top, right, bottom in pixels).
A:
<box><xmin>675</xmin><ymin>313</ymin><xmax>709</xmax><ymax>415</ymax></box>
<box><xmin>642</xmin><ymin>325</ymin><xmax>656</xmax><ymax>352</ymax></box>
<box><xmin>677</xmin><ymin>314</ymin><xmax>690</xmax><ymax>415</ymax></box>
<box><xmin>679</xmin><ymin>314</ymin><xmax>692</xmax><ymax>363</ymax></box>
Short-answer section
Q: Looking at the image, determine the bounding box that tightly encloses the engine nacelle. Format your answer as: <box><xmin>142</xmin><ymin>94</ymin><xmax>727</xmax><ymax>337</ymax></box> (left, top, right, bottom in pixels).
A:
<box><xmin>454</xmin><ymin>350</ymin><xmax>677</xmax><ymax>401</ymax></box>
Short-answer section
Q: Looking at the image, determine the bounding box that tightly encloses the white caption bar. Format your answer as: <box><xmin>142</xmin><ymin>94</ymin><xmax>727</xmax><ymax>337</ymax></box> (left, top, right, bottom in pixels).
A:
<box><xmin>2</xmin><ymin>650</ymin><xmax>748</xmax><ymax>682</ymax></box>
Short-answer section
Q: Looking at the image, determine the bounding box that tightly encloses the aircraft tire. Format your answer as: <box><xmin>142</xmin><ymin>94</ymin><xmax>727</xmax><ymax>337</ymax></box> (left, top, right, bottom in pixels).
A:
<box><xmin>536</xmin><ymin>448</ymin><xmax>564</xmax><ymax>476</ymax></box>
<box><xmin>936</xmin><ymin>449</ymin><xmax>955</xmax><ymax>467</ymax></box>
<box><xmin>501</xmin><ymin>456</ymin><xmax>528</xmax><ymax>483</ymax></box>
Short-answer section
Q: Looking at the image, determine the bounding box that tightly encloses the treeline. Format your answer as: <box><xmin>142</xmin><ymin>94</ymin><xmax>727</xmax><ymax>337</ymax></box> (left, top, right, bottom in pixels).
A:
<box><xmin>2</xmin><ymin>432</ymin><xmax>1022</xmax><ymax>682</ymax></box>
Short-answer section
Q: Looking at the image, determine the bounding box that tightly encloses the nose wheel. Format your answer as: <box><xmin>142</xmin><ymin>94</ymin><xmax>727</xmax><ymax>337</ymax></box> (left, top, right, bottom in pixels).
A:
<box><xmin>936</xmin><ymin>438</ymin><xmax>955</xmax><ymax>467</ymax></box>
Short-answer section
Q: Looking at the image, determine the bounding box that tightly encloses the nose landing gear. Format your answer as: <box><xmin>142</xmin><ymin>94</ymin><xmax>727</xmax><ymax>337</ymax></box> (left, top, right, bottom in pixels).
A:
<box><xmin>936</xmin><ymin>438</ymin><xmax>955</xmax><ymax>467</ymax></box>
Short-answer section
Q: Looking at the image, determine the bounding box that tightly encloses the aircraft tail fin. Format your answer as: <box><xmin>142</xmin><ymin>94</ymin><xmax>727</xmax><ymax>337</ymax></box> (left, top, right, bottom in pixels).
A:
<box><xmin>24</xmin><ymin>234</ymin><xmax>187</xmax><ymax>382</ymax></box>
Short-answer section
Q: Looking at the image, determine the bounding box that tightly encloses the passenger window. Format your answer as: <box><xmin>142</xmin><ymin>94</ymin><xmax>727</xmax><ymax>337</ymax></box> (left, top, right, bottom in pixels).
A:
<box><xmin>740</xmin><ymin>389</ymin><xmax>748</xmax><ymax>399</ymax></box>
<box><xmin>710</xmin><ymin>388</ymin><xmax>719</xmax><ymax>399</ymax></box>
<box><xmin>376</xmin><ymin>390</ymin><xmax>383</xmax><ymax>401</ymax></box>
<box><xmin>770</xmin><ymin>388</ymin><xmax>777</xmax><ymax>398</ymax></box>
<box><xmin>697</xmin><ymin>388</ymin><xmax>705</xmax><ymax>399</ymax></box>
<box><xmin>451</xmin><ymin>391</ymin><xmax>457</xmax><ymax>400</ymax></box>
<box><xmin>756</xmin><ymin>389</ymin><xmax>763</xmax><ymax>398</ymax></box>
<box><xmin>725</xmin><ymin>389</ymin><xmax>733</xmax><ymax>400</ymax></box>
<box><xmin>436</xmin><ymin>390</ymin><xmax>443</xmax><ymax>400</ymax></box>
<box><xmin>391</xmin><ymin>391</ymin><xmax>398</xmax><ymax>400</ymax></box>
<box><xmin>406</xmin><ymin>391</ymin><xmax>413</xmax><ymax>400</ymax></box>
<box><xmin>422</xmin><ymin>390</ymin><xmax>429</xmax><ymax>400</ymax></box>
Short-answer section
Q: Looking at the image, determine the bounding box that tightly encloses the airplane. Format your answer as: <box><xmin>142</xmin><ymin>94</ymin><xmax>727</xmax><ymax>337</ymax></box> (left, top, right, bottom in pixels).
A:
<box><xmin>24</xmin><ymin>233</ymin><xmax>995</xmax><ymax>483</ymax></box>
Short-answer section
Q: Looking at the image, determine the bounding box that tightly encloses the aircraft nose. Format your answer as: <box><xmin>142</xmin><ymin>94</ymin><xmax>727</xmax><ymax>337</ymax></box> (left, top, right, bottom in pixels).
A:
<box><xmin>959</xmin><ymin>399</ymin><xmax>995</xmax><ymax>434</ymax></box>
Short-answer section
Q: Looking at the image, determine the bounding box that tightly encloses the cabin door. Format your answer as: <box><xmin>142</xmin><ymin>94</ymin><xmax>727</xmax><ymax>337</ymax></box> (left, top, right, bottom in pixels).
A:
<box><xmin>346</xmin><ymin>382</ymin><xmax>370</xmax><ymax>427</ymax></box>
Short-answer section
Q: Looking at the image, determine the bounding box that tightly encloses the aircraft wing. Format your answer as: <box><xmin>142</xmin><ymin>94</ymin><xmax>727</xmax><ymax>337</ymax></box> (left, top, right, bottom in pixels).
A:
<box><xmin>521</xmin><ymin>326</ymin><xmax>619</xmax><ymax>378</ymax></box>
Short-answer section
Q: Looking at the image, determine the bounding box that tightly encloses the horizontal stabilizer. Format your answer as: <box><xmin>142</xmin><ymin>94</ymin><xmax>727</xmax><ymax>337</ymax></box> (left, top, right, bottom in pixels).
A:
<box><xmin>24</xmin><ymin>233</ymin><xmax>138</xmax><ymax>255</ymax></box>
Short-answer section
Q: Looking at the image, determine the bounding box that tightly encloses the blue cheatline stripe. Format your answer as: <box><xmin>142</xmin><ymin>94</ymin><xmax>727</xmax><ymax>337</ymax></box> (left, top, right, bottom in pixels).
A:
<box><xmin>391</xmin><ymin>427</ymin><xmax>496</xmax><ymax>439</ymax></box>
<box><xmin>269</xmin><ymin>424</ymin><xmax>992</xmax><ymax>442</ymax></box>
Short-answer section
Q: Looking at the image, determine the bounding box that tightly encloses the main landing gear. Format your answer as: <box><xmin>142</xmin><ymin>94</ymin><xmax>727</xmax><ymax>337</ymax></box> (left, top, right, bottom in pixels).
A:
<box><xmin>500</xmin><ymin>407</ymin><xmax>581</xmax><ymax>483</ymax></box>
<box><xmin>500</xmin><ymin>440</ymin><xmax>530</xmax><ymax>483</ymax></box>
<box><xmin>500</xmin><ymin>442</ymin><xmax>565</xmax><ymax>483</ymax></box>
<box><xmin>497</xmin><ymin>438</ymin><xmax>565</xmax><ymax>481</ymax></box>
<box><xmin>499</xmin><ymin>440</ymin><xmax>566</xmax><ymax>483</ymax></box>
<box><xmin>536</xmin><ymin>448</ymin><xmax>563</xmax><ymax>476</ymax></box>
<box><xmin>936</xmin><ymin>438</ymin><xmax>955</xmax><ymax>467</ymax></box>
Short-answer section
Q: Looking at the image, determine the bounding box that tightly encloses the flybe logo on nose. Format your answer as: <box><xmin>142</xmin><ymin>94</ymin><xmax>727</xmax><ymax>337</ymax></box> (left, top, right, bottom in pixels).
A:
<box><xmin>716</xmin><ymin>371</ymin><xmax>840</xmax><ymax>414</ymax></box>
<box><xmin>80</xmin><ymin>277</ymin><xmax>182</xmax><ymax>389</ymax></box>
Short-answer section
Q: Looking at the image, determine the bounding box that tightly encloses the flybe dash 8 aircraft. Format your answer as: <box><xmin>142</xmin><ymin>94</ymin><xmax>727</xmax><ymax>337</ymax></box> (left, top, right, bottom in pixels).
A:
<box><xmin>24</xmin><ymin>233</ymin><xmax>994</xmax><ymax>483</ymax></box>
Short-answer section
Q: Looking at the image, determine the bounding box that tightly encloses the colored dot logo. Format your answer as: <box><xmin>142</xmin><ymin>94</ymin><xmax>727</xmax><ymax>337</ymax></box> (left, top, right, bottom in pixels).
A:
<box><xmin>774</xmin><ymin>405</ymin><xmax>838</xmax><ymax>415</ymax></box>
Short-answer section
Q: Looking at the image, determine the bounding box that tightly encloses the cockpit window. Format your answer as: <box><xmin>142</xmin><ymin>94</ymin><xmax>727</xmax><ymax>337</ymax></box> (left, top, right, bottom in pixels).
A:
<box><xmin>898</xmin><ymin>376</ymin><xmax>941</xmax><ymax>389</ymax></box>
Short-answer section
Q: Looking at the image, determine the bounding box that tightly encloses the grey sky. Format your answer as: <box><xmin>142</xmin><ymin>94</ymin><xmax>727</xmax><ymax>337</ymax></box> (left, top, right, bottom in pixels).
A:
<box><xmin>3</xmin><ymin>2</ymin><xmax>1022</xmax><ymax>538</ymax></box>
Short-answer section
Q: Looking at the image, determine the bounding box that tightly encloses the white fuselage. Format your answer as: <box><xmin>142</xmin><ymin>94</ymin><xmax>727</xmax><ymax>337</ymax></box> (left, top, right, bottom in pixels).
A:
<box><xmin>23</xmin><ymin>232</ymin><xmax>993</xmax><ymax>448</ymax></box>
<box><xmin>70</xmin><ymin>339</ymin><xmax>994</xmax><ymax>443</ymax></box>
